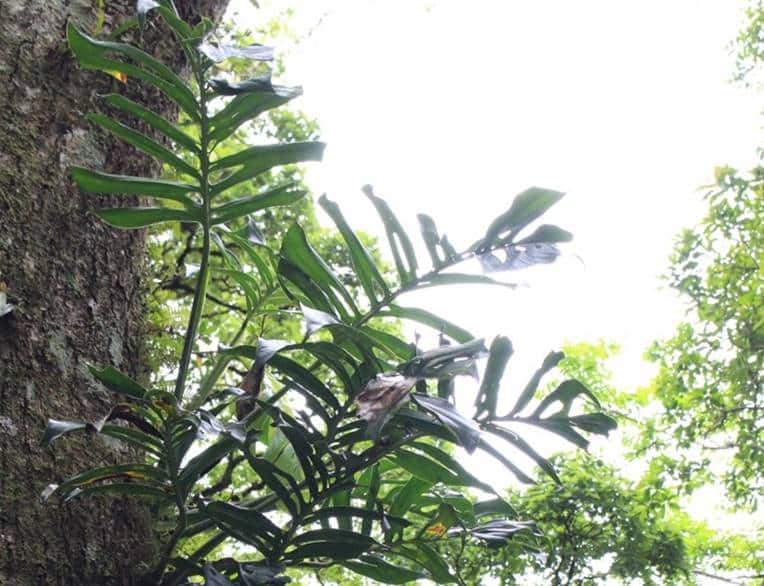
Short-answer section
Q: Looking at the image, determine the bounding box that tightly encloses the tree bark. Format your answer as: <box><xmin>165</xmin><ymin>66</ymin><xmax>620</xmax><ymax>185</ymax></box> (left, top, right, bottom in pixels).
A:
<box><xmin>0</xmin><ymin>1</ymin><xmax>227</xmax><ymax>583</ymax></box>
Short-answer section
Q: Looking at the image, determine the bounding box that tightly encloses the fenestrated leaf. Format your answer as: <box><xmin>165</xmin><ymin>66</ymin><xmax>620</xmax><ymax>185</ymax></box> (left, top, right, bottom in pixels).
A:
<box><xmin>362</xmin><ymin>184</ymin><xmax>418</xmax><ymax>284</ymax></box>
<box><xmin>101</xmin><ymin>94</ymin><xmax>198</xmax><ymax>152</ymax></box>
<box><xmin>532</xmin><ymin>379</ymin><xmax>600</xmax><ymax>418</ymax></box>
<box><xmin>508</xmin><ymin>350</ymin><xmax>564</xmax><ymax>417</ymax></box>
<box><xmin>401</xmin><ymin>338</ymin><xmax>486</xmax><ymax>379</ymax></box>
<box><xmin>530</xmin><ymin>417</ymin><xmax>589</xmax><ymax>449</ymax></box>
<box><xmin>417</xmin><ymin>213</ymin><xmax>447</xmax><ymax>268</ymax></box>
<box><xmin>211</xmin><ymin>186</ymin><xmax>305</xmax><ymax>225</ymax></box>
<box><xmin>319</xmin><ymin>194</ymin><xmax>390</xmax><ymax>303</ymax></box>
<box><xmin>40</xmin><ymin>420</ymin><xmax>88</xmax><ymax>447</ymax></box>
<box><xmin>88</xmin><ymin>365</ymin><xmax>147</xmax><ymax>400</ymax></box>
<box><xmin>199</xmin><ymin>41</ymin><xmax>274</xmax><ymax>63</ymax></box>
<box><xmin>411</xmin><ymin>442</ymin><xmax>495</xmax><ymax>493</ymax></box>
<box><xmin>94</xmin><ymin>206</ymin><xmax>198</xmax><ymax>228</ymax></box>
<box><xmin>67</xmin><ymin>24</ymin><xmax>199</xmax><ymax>119</ymax></box>
<box><xmin>475</xmin><ymin>336</ymin><xmax>513</xmax><ymax>420</ymax></box>
<box><xmin>478</xmin><ymin>187</ymin><xmax>565</xmax><ymax>251</ymax></box>
<box><xmin>411</xmin><ymin>394</ymin><xmax>481</xmax><ymax>453</ymax></box>
<box><xmin>515</xmin><ymin>224</ymin><xmax>573</xmax><ymax>245</ymax></box>
<box><xmin>211</xmin><ymin>142</ymin><xmax>325</xmax><ymax>193</ymax></box>
<box><xmin>71</xmin><ymin>167</ymin><xmax>198</xmax><ymax>208</ymax></box>
<box><xmin>88</xmin><ymin>114</ymin><xmax>199</xmax><ymax>179</ymax></box>
<box><xmin>377</xmin><ymin>305</ymin><xmax>474</xmax><ymax>344</ymax></box>
<box><xmin>342</xmin><ymin>555</ymin><xmax>425</xmax><ymax>584</ymax></box>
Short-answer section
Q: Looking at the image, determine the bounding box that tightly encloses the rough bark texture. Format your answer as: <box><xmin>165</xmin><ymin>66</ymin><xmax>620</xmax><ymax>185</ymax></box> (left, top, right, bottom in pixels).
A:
<box><xmin>0</xmin><ymin>1</ymin><xmax>227</xmax><ymax>584</ymax></box>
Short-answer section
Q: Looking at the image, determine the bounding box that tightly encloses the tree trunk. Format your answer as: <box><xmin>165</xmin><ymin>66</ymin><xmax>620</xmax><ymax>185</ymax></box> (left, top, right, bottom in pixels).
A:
<box><xmin>0</xmin><ymin>1</ymin><xmax>227</xmax><ymax>583</ymax></box>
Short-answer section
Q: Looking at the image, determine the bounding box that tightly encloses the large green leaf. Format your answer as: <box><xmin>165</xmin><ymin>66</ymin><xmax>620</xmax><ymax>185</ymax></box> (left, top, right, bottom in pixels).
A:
<box><xmin>483</xmin><ymin>424</ymin><xmax>559</xmax><ymax>483</ymax></box>
<box><xmin>362</xmin><ymin>185</ymin><xmax>418</xmax><ymax>284</ymax></box>
<box><xmin>71</xmin><ymin>167</ymin><xmax>198</xmax><ymax>207</ymax></box>
<box><xmin>531</xmin><ymin>379</ymin><xmax>600</xmax><ymax>418</ymax></box>
<box><xmin>377</xmin><ymin>305</ymin><xmax>474</xmax><ymax>344</ymax></box>
<box><xmin>211</xmin><ymin>186</ymin><xmax>305</xmax><ymax>225</ymax></box>
<box><xmin>88</xmin><ymin>113</ymin><xmax>199</xmax><ymax>178</ymax></box>
<box><xmin>100</xmin><ymin>94</ymin><xmax>198</xmax><ymax>152</ymax></box>
<box><xmin>508</xmin><ymin>350</ymin><xmax>564</xmax><ymax>417</ymax></box>
<box><xmin>198</xmin><ymin>500</ymin><xmax>282</xmax><ymax>554</ymax></box>
<box><xmin>319</xmin><ymin>194</ymin><xmax>391</xmax><ymax>304</ymax></box>
<box><xmin>478</xmin><ymin>187</ymin><xmax>565</xmax><ymax>251</ymax></box>
<box><xmin>475</xmin><ymin>336</ymin><xmax>513</xmax><ymax>419</ymax></box>
<box><xmin>389</xmin><ymin>449</ymin><xmax>462</xmax><ymax>486</ymax></box>
<box><xmin>67</xmin><ymin>24</ymin><xmax>199</xmax><ymax>120</ymax></box>
<box><xmin>210</xmin><ymin>91</ymin><xmax>302</xmax><ymax>143</ymax></box>
<box><xmin>477</xmin><ymin>438</ymin><xmax>535</xmax><ymax>484</ymax></box>
<box><xmin>94</xmin><ymin>207</ymin><xmax>199</xmax><ymax>228</ymax></box>
<box><xmin>411</xmin><ymin>394</ymin><xmax>481</xmax><ymax>453</ymax></box>
<box><xmin>88</xmin><ymin>365</ymin><xmax>147</xmax><ymax>400</ymax></box>
<box><xmin>342</xmin><ymin>555</ymin><xmax>425</xmax><ymax>584</ymax></box>
<box><xmin>280</xmin><ymin>224</ymin><xmax>359</xmax><ymax>320</ymax></box>
<box><xmin>210</xmin><ymin>142</ymin><xmax>325</xmax><ymax>194</ymax></box>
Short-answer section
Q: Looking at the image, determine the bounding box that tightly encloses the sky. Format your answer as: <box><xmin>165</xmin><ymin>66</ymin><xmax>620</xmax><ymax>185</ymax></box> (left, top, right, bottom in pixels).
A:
<box><xmin>228</xmin><ymin>0</ymin><xmax>762</xmax><ymax>542</ymax></box>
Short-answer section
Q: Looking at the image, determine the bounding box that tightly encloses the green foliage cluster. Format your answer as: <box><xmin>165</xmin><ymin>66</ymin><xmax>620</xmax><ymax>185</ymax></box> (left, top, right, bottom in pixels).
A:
<box><xmin>38</xmin><ymin>3</ymin><xmax>616</xmax><ymax>585</ymax></box>
<box><xmin>638</xmin><ymin>165</ymin><xmax>763</xmax><ymax>507</ymax></box>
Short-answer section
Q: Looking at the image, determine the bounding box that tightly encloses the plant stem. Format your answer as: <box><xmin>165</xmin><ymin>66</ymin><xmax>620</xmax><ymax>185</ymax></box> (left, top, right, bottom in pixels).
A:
<box><xmin>174</xmin><ymin>68</ymin><xmax>212</xmax><ymax>402</ymax></box>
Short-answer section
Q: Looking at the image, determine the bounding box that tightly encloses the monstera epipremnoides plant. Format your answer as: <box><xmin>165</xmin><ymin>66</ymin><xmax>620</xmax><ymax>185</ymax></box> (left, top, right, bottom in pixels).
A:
<box><xmin>41</xmin><ymin>3</ymin><xmax>617</xmax><ymax>584</ymax></box>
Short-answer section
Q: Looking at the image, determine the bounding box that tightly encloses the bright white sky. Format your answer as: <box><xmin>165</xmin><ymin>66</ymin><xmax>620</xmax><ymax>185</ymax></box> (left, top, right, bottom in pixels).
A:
<box><xmin>229</xmin><ymin>0</ymin><xmax>761</xmax><ymax>550</ymax></box>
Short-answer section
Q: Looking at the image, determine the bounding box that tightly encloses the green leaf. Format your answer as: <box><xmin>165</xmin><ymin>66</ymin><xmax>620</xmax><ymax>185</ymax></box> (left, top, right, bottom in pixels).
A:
<box><xmin>210</xmin><ymin>91</ymin><xmax>302</xmax><ymax>143</ymax></box>
<box><xmin>411</xmin><ymin>442</ymin><xmax>494</xmax><ymax>493</ymax></box>
<box><xmin>244</xmin><ymin>453</ymin><xmax>302</xmax><ymax>517</ymax></box>
<box><xmin>178</xmin><ymin>438</ymin><xmax>237</xmax><ymax>494</ymax></box>
<box><xmin>211</xmin><ymin>186</ymin><xmax>305</xmax><ymax>225</ymax></box>
<box><xmin>411</xmin><ymin>394</ymin><xmax>481</xmax><ymax>453</ymax></box>
<box><xmin>54</xmin><ymin>482</ymin><xmax>173</xmax><ymax>503</ymax></box>
<box><xmin>362</xmin><ymin>185</ymin><xmax>418</xmax><ymax>284</ymax></box>
<box><xmin>342</xmin><ymin>556</ymin><xmax>425</xmax><ymax>584</ymax></box>
<box><xmin>527</xmin><ymin>417</ymin><xmax>589</xmax><ymax>449</ymax></box>
<box><xmin>390</xmin><ymin>449</ymin><xmax>462</xmax><ymax>486</ymax></box>
<box><xmin>478</xmin><ymin>187</ymin><xmax>565</xmax><ymax>250</ymax></box>
<box><xmin>282</xmin><ymin>540</ymin><xmax>373</xmax><ymax>562</ymax></box>
<box><xmin>94</xmin><ymin>207</ymin><xmax>198</xmax><ymax>228</ymax></box>
<box><xmin>568</xmin><ymin>413</ymin><xmax>617</xmax><ymax>435</ymax></box>
<box><xmin>417</xmin><ymin>213</ymin><xmax>450</xmax><ymax>268</ymax></box>
<box><xmin>198</xmin><ymin>500</ymin><xmax>282</xmax><ymax>553</ymax></box>
<box><xmin>514</xmin><ymin>224</ymin><xmax>574</xmax><ymax>245</ymax></box>
<box><xmin>280</xmin><ymin>224</ymin><xmax>359</xmax><ymax>320</ymax></box>
<box><xmin>40</xmin><ymin>420</ymin><xmax>88</xmax><ymax>447</ymax></box>
<box><xmin>101</xmin><ymin>93</ymin><xmax>198</xmax><ymax>152</ymax></box>
<box><xmin>88</xmin><ymin>113</ymin><xmax>199</xmax><ymax>178</ymax></box>
<box><xmin>361</xmin><ymin>464</ymin><xmax>380</xmax><ymax>536</ymax></box>
<box><xmin>66</xmin><ymin>24</ymin><xmax>199</xmax><ymax>120</ymax></box>
<box><xmin>397</xmin><ymin>543</ymin><xmax>455</xmax><ymax>583</ymax></box>
<box><xmin>389</xmin><ymin>477</ymin><xmax>432</xmax><ymax>517</ymax></box>
<box><xmin>531</xmin><ymin>379</ymin><xmax>600</xmax><ymax>418</ymax></box>
<box><xmin>475</xmin><ymin>336</ymin><xmax>513</xmax><ymax>419</ymax></box>
<box><xmin>88</xmin><ymin>365</ymin><xmax>147</xmax><ymax>400</ymax></box>
<box><xmin>211</xmin><ymin>142</ymin><xmax>325</xmax><ymax>194</ymax></box>
<box><xmin>508</xmin><ymin>350</ymin><xmax>564</xmax><ymax>417</ymax></box>
<box><xmin>414</xmin><ymin>272</ymin><xmax>517</xmax><ymax>291</ymax></box>
<box><xmin>71</xmin><ymin>167</ymin><xmax>198</xmax><ymax>207</ymax></box>
<box><xmin>473</xmin><ymin>497</ymin><xmax>517</xmax><ymax>518</ymax></box>
<box><xmin>319</xmin><ymin>194</ymin><xmax>391</xmax><ymax>303</ymax></box>
<box><xmin>54</xmin><ymin>463</ymin><xmax>168</xmax><ymax>495</ymax></box>
<box><xmin>377</xmin><ymin>305</ymin><xmax>475</xmax><ymax>344</ymax></box>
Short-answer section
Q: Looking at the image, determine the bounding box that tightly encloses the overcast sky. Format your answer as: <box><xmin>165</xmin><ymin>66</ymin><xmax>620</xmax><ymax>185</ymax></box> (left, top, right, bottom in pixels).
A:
<box><xmin>229</xmin><ymin>0</ymin><xmax>762</xmax><ymax>536</ymax></box>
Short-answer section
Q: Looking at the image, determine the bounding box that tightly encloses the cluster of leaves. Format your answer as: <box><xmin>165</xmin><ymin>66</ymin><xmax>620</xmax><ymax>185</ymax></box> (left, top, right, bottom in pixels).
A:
<box><xmin>40</xmin><ymin>3</ymin><xmax>616</xmax><ymax>585</ymax></box>
<box><xmin>636</xmin><ymin>164</ymin><xmax>764</xmax><ymax>507</ymax></box>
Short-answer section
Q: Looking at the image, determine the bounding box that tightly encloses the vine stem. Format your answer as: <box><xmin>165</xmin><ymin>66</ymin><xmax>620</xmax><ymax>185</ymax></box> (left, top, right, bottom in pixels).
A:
<box><xmin>174</xmin><ymin>65</ymin><xmax>211</xmax><ymax>402</ymax></box>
